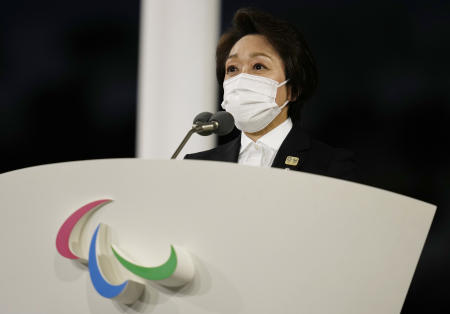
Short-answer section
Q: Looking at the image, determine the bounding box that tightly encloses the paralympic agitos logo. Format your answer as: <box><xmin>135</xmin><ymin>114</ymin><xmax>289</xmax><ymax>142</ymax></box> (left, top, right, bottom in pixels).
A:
<box><xmin>56</xmin><ymin>199</ymin><xmax>194</xmax><ymax>304</ymax></box>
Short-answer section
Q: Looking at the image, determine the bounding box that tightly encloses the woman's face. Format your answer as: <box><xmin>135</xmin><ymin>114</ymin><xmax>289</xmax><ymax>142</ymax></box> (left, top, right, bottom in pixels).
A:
<box><xmin>224</xmin><ymin>34</ymin><xmax>290</xmax><ymax>107</ymax></box>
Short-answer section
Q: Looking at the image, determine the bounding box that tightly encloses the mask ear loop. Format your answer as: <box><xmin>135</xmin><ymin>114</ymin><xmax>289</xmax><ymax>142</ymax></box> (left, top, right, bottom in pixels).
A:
<box><xmin>277</xmin><ymin>79</ymin><xmax>290</xmax><ymax>109</ymax></box>
<box><xmin>277</xmin><ymin>79</ymin><xmax>289</xmax><ymax>87</ymax></box>
<box><xmin>279</xmin><ymin>99</ymin><xmax>289</xmax><ymax>110</ymax></box>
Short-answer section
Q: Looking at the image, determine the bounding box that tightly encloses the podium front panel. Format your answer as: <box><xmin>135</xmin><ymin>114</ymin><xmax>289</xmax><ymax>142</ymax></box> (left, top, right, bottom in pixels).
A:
<box><xmin>0</xmin><ymin>159</ymin><xmax>435</xmax><ymax>314</ymax></box>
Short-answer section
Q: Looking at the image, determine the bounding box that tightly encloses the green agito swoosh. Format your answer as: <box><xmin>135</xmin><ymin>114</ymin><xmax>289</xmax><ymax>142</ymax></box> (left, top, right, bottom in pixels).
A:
<box><xmin>111</xmin><ymin>245</ymin><xmax>177</xmax><ymax>280</ymax></box>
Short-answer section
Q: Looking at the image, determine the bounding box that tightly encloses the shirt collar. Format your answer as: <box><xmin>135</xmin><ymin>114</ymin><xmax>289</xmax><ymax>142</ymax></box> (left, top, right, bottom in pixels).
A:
<box><xmin>240</xmin><ymin>117</ymin><xmax>293</xmax><ymax>153</ymax></box>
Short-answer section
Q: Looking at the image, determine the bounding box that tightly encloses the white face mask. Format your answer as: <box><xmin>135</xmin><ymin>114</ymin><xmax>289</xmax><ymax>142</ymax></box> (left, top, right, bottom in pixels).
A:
<box><xmin>221</xmin><ymin>73</ymin><xmax>289</xmax><ymax>133</ymax></box>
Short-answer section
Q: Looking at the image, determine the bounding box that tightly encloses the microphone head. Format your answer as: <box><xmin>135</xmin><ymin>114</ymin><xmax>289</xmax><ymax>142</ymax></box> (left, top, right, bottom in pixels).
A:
<box><xmin>209</xmin><ymin>111</ymin><xmax>235</xmax><ymax>136</ymax></box>
<box><xmin>193</xmin><ymin>111</ymin><xmax>213</xmax><ymax>124</ymax></box>
<box><xmin>193</xmin><ymin>112</ymin><xmax>214</xmax><ymax>136</ymax></box>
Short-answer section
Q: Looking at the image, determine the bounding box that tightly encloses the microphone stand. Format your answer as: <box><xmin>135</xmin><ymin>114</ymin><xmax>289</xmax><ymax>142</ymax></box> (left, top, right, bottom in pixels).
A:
<box><xmin>170</xmin><ymin>122</ymin><xmax>218</xmax><ymax>159</ymax></box>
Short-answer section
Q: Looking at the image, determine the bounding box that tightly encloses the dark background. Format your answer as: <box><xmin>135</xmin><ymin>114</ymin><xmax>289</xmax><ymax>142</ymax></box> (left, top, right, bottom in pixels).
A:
<box><xmin>1</xmin><ymin>0</ymin><xmax>449</xmax><ymax>312</ymax></box>
<box><xmin>0</xmin><ymin>1</ymin><xmax>139</xmax><ymax>172</ymax></box>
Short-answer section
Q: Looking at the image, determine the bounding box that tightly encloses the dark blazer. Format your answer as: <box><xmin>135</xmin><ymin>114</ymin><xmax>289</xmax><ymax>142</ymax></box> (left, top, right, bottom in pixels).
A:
<box><xmin>185</xmin><ymin>123</ymin><xmax>358</xmax><ymax>182</ymax></box>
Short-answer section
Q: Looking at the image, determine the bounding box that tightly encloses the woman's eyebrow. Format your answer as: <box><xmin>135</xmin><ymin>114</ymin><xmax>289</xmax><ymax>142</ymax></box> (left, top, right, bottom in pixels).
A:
<box><xmin>249</xmin><ymin>52</ymin><xmax>272</xmax><ymax>59</ymax></box>
<box><xmin>227</xmin><ymin>52</ymin><xmax>273</xmax><ymax>60</ymax></box>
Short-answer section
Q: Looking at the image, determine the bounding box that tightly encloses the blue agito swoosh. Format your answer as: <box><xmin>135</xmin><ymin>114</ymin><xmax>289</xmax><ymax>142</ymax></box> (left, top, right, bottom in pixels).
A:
<box><xmin>89</xmin><ymin>225</ymin><xmax>127</xmax><ymax>298</ymax></box>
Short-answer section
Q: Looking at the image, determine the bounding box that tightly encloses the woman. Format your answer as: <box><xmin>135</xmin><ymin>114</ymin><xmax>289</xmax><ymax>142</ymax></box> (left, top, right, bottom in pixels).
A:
<box><xmin>186</xmin><ymin>8</ymin><xmax>357</xmax><ymax>182</ymax></box>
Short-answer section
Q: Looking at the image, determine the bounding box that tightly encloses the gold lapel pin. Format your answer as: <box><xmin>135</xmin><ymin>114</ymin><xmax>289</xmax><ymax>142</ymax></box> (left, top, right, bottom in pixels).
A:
<box><xmin>285</xmin><ymin>156</ymin><xmax>299</xmax><ymax>166</ymax></box>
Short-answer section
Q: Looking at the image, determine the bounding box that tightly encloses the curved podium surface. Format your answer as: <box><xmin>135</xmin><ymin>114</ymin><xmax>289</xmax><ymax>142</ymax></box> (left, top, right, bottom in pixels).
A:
<box><xmin>0</xmin><ymin>159</ymin><xmax>435</xmax><ymax>313</ymax></box>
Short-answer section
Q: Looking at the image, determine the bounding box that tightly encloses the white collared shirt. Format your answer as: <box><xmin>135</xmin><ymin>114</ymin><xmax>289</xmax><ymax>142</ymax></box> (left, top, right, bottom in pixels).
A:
<box><xmin>238</xmin><ymin>118</ymin><xmax>293</xmax><ymax>167</ymax></box>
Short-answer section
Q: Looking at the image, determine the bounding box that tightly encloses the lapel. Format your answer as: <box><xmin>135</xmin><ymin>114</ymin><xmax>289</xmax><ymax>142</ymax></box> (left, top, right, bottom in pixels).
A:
<box><xmin>271</xmin><ymin>123</ymin><xmax>311</xmax><ymax>171</ymax></box>
<box><xmin>216</xmin><ymin>123</ymin><xmax>310</xmax><ymax>168</ymax></box>
<box><xmin>215</xmin><ymin>135</ymin><xmax>241</xmax><ymax>162</ymax></box>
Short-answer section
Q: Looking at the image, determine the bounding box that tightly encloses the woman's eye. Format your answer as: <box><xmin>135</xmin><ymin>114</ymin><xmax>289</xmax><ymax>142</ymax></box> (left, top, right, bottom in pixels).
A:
<box><xmin>254</xmin><ymin>63</ymin><xmax>266</xmax><ymax>70</ymax></box>
<box><xmin>226</xmin><ymin>65</ymin><xmax>238</xmax><ymax>73</ymax></box>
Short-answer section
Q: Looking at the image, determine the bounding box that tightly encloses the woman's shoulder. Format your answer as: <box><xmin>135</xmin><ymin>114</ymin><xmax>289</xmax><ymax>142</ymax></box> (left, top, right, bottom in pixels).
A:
<box><xmin>184</xmin><ymin>135</ymin><xmax>240</xmax><ymax>163</ymax></box>
<box><xmin>305</xmin><ymin>136</ymin><xmax>359</xmax><ymax>182</ymax></box>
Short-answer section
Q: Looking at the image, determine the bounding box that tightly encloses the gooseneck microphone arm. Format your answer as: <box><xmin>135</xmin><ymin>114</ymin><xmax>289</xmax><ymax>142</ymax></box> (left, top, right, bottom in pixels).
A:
<box><xmin>170</xmin><ymin>128</ymin><xmax>196</xmax><ymax>160</ymax></box>
<box><xmin>170</xmin><ymin>121</ymin><xmax>218</xmax><ymax>159</ymax></box>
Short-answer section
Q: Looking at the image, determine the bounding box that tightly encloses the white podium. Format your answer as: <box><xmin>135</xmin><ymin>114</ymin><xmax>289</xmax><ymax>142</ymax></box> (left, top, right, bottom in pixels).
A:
<box><xmin>0</xmin><ymin>159</ymin><xmax>435</xmax><ymax>313</ymax></box>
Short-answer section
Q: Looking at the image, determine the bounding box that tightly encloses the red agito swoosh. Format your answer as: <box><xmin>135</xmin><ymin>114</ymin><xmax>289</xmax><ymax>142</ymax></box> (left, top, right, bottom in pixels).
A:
<box><xmin>56</xmin><ymin>199</ymin><xmax>111</xmax><ymax>259</ymax></box>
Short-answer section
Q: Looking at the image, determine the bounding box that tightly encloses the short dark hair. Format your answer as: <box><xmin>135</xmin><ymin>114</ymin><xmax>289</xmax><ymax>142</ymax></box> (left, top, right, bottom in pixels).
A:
<box><xmin>216</xmin><ymin>8</ymin><xmax>318</xmax><ymax>121</ymax></box>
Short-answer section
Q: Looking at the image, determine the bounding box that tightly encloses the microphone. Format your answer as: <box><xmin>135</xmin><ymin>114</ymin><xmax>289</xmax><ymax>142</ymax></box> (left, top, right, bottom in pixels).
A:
<box><xmin>211</xmin><ymin>111</ymin><xmax>235</xmax><ymax>135</ymax></box>
<box><xmin>194</xmin><ymin>111</ymin><xmax>235</xmax><ymax>136</ymax></box>
<box><xmin>193</xmin><ymin>112</ymin><xmax>214</xmax><ymax>136</ymax></box>
<box><xmin>171</xmin><ymin>111</ymin><xmax>235</xmax><ymax>159</ymax></box>
<box><xmin>193</xmin><ymin>111</ymin><xmax>213</xmax><ymax>124</ymax></box>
